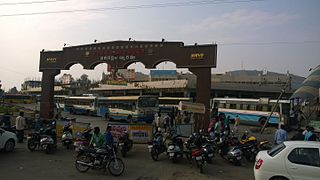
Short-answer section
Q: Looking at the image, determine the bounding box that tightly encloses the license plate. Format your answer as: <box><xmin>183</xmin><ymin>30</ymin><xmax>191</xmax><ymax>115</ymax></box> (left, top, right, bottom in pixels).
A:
<box><xmin>169</xmin><ymin>153</ymin><xmax>174</xmax><ymax>157</ymax></box>
<box><xmin>119</xmin><ymin>143</ymin><xmax>124</xmax><ymax>146</ymax></box>
<box><xmin>27</xmin><ymin>136</ymin><xmax>32</xmax><ymax>139</ymax></box>
<box><xmin>236</xmin><ymin>156</ymin><xmax>242</xmax><ymax>160</ymax></box>
<box><xmin>195</xmin><ymin>156</ymin><xmax>202</xmax><ymax>160</ymax></box>
<box><xmin>148</xmin><ymin>145</ymin><xmax>153</xmax><ymax>149</ymax></box>
<box><xmin>208</xmin><ymin>153</ymin><xmax>213</xmax><ymax>157</ymax></box>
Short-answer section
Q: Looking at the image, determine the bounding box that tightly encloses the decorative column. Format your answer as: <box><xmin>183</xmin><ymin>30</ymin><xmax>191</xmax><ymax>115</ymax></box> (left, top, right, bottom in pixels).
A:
<box><xmin>189</xmin><ymin>67</ymin><xmax>211</xmax><ymax>132</ymax></box>
<box><xmin>40</xmin><ymin>69</ymin><xmax>60</xmax><ymax>120</ymax></box>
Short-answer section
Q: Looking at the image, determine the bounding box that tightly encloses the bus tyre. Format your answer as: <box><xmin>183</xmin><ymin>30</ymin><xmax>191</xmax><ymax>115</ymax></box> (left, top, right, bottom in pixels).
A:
<box><xmin>259</xmin><ymin>117</ymin><xmax>267</xmax><ymax>127</ymax></box>
<box><xmin>105</xmin><ymin>113</ymin><xmax>110</xmax><ymax>120</ymax></box>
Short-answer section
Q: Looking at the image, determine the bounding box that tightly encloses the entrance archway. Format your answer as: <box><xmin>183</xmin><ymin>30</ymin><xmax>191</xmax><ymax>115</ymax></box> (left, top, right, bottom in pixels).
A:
<box><xmin>39</xmin><ymin>40</ymin><xmax>217</xmax><ymax>130</ymax></box>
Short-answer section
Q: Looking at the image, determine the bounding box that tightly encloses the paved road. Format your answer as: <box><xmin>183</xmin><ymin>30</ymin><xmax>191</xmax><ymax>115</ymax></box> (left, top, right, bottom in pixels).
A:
<box><xmin>0</xmin><ymin>142</ymin><xmax>255</xmax><ymax>180</ymax></box>
<box><xmin>1</xmin><ymin>103</ymin><xmax>281</xmax><ymax>180</ymax></box>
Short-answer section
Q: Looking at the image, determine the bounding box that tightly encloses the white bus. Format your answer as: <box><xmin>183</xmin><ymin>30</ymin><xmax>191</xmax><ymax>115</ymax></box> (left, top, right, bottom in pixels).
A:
<box><xmin>212</xmin><ymin>98</ymin><xmax>290</xmax><ymax>125</ymax></box>
<box><xmin>96</xmin><ymin>95</ymin><xmax>159</xmax><ymax>123</ymax></box>
<box><xmin>64</xmin><ymin>96</ymin><xmax>97</xmax><ymax>115</ymax></box>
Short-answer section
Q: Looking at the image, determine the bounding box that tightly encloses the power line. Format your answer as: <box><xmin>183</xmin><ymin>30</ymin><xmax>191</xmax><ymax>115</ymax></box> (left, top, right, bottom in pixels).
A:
<box><xmin>0</xmin><ymin>0</ymin><xmax>69</xmax><ymax>6</ymax></box>
<box><xmin>219</xmin><ymin>40</ymin><xmax>320</xmax><ymax>46</ymax></box>
<box><xmin>0</xmin><ymin>0</ymin><xmax>267</xmax><ymax>17</ymax></box>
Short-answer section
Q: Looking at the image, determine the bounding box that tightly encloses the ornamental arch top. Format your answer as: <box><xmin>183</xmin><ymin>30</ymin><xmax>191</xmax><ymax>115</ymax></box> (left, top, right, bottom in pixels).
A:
<box><xmin>39</xmin><ymin>40</ymin><xmax>217</xmax><ymax>130</ymax></box>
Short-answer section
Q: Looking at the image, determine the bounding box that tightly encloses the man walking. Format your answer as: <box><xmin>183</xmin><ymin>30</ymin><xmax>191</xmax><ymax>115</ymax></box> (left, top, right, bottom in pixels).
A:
<box><xmin>274</xmin><ymin>124</ymin><xmax>288</xmax><ymax>145</ymax></box>
<box><xmin>16</xmin><ymin>111</ymin><xmax>26</xmax><ymax>143</ymax></box>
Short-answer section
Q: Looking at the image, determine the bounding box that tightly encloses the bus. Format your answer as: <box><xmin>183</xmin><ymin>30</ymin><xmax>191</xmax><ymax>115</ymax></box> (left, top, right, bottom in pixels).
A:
<box><xmin>158</xmin><ymin>97</ymin><xmax>192</xmax><ymax>114</ymax></box>
<box><xmin>64</xmin><ymin>96</ymin><xmax>97</xmax><ymax>115</ymax></box>
<box><xmin>96</xmin><ymin>95</ymin><xmax>159</xmax><ymax>123</ymax></box>
<box><xmin>211</xmin><ymin>97</ymin><xmax>290</xmax><ymax>125</ymax></box>
<box><xmin>54</xmin><ymin>95</ymin><xmax>68</xmax><ymax>110</ymax></box>
<box><xmin>3</xmin><ymin>94</ymin><xmax>34</xmax><ymax>104</ymax></box>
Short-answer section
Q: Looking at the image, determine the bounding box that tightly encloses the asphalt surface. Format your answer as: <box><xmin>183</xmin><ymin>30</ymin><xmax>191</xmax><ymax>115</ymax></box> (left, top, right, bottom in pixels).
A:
<box><xmin>0</xmin><ymin>142</ymin><xmax>255</xmax><ymax>180</ymax></box>
<box><xmin>0</xmin><ymin>103</ymin><xmax>279</xmax><ymax>180</ymax></box>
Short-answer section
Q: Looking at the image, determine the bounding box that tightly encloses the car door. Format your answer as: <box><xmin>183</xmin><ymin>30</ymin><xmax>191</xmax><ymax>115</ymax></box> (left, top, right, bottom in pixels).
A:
<box><xmin>286</xmin><ymin>147</ymin><xmax>320</xmax><ymax>180</ymax></box>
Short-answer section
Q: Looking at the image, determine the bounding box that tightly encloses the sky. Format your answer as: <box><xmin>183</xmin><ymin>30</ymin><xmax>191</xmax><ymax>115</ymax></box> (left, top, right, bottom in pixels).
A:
<box><xmin>0</xmin><ymin>0</ymin><xmax>319</xmax><ymax>91</ymax></box>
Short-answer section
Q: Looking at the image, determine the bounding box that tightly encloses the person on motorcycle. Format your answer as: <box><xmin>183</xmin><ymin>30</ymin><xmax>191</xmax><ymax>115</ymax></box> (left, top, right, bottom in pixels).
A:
<box><xmin>104</xmin><ymin>125</ymin><xmax>114</xmax><ymax>147</ymax></box>
<box><xmin>90</xmin><ymin>127</ymin><xmax>105</xmax><ymax>149</ymax></box>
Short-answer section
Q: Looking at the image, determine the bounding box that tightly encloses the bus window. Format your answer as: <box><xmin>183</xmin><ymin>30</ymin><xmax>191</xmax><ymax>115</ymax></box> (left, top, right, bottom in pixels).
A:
<box><xmin>230</xmin><ymin>104</ymin><xmax>236</xmax><ymax>109</ymax></box>
<box><xmin>236</xmin><ymin>104</ymin><xmax>241</xmax><ymax>110</ymax></box>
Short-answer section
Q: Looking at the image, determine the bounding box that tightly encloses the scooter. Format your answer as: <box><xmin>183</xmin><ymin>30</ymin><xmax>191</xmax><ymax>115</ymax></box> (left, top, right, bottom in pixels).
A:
<box><xmin>118</xmin><ymin>131</ymin><xmax>133</xmax><ymax>157</ymax></box>
<box><xmin>74</xmin><ymin>128</ymin><xmax>92</xmax><ymax>152</ymax></box>
<box><xmin>167</xmin><ymin>132</ymin><xmax>184</xmax><ymax>163</ymax></box>
<box><xmin>62</xmin><ymin>123</ymin><xmax>73</xmax><ymax>149</ymax></box>
<box><xmin>147</xmin><ymin>130</ymin><xmax>167</xmax><ymax>161</ymax></box>
<box><xmin>27</xmin><ymin>120</ymin><xmax>57</xmax><ymax>154</ymax></box>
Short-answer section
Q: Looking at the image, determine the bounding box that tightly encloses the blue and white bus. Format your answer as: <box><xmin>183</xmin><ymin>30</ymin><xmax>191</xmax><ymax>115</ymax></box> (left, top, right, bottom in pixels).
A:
<box><xmin>64</xmin><ymin>96</ymin><xmax>97</xmax><ymax>115</ymax></box>
<box><xmin>212</xmin><ymin>98</ymin><xmax>290</xmax><ymax>125</ymax></box>
<box><xmin>96</xmin><ymin>95</ymin><xmax>159</xmax><ymax>123</ymax></box>
<box><xmin>158</xmin><ymin>97</ymin><xmax>192</xmax><ymax>113</ymax></box>
<box><xmin>54</xmin><ymin>95</ymin><xmax>68</xmax><ymax>110</ymax></box>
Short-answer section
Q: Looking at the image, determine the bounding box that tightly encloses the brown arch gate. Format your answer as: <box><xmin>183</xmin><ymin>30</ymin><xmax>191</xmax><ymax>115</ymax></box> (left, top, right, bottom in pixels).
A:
<box><xmin>39</xmin><ymin>40</ymin><xmax>217</xmax><ymax>130</ymax></box>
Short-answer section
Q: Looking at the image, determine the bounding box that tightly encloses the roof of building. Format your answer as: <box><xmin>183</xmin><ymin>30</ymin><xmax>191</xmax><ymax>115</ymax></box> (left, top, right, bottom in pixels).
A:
<box><xmin>291</xmin><ymin>65</ymin><xmax>320</xmax><ymax>101</ymax></box>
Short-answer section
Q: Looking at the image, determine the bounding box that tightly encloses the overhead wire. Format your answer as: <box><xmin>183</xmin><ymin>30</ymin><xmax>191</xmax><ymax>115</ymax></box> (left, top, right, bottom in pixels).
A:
<box><xmin>0</xmin><ymin>0</ymin><xmax>267</xmax><ymax>17</ymax></box>
<box><xmin>218</xmin><ymin>40</ymin><xmax>320</xmax><ymax>46</ymax></box>
<box><xmin>0</xmin><ymin>0</ymin><xmax>69</xmax><ymax>6</ymax></box>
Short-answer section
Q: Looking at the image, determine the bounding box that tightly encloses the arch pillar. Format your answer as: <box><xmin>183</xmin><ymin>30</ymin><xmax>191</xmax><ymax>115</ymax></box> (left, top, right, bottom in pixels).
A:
<box><xmin>189</xmin><ymin>67</ymin><xmax>211</xmax><ymax>131</ymax></box>
<box><xmin>40</xmin><ymin>69</ymin><xmax>60</xmax><ymax>119</ymax></box>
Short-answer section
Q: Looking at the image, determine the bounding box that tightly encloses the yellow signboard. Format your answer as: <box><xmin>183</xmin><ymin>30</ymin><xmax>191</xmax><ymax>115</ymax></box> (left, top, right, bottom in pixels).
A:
<box><xmin>190</xmin><ymin>53</ymin><xmax>204</xmax><ymax>60</ymax></box>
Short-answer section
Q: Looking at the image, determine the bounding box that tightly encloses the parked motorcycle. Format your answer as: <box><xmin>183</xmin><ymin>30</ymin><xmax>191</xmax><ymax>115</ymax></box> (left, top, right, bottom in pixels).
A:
<box><xmin>62</xmin><ymin>123</ymin><xmax>73</xmax><ymax>149</ymax></box>
<box><xmin>148</xmin><ymin>130</ymin><xmax>167</xmax><ymax>161</ymax></box>
<box><xmin>184</xmin><ymin>133</ymin><xmax>206</xmax><ymax>173</ymax></box>
<box><xmin>75</xmin><ymin>145</ymin><xmax>125</xmax><ymax>176</ymax></box>
<box><xmin>166</xmin><ymin>131</ymin><xmax>184</xmax><ymax>163</ymax></box>
<box><xmin>74</xmin><ymin>128</ymin><xmax>92</xmax><ymax>152</ymax></box>
<box><xmin>118</xmin><ymin>131</ymin><xmax>133</xmax><ymax>157</ymax></box>
<box><xmin>27</xmin><ymin>120</ymin><xmax>57</xmax><ymax>154</ymax></box>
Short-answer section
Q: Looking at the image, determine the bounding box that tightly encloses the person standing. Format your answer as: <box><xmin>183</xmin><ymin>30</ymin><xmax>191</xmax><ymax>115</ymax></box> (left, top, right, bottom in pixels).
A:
<box><xmin>274</xmin><ymin>124</ymin><xmax>288</xmax><ymax>145</ymax></box>
<box><xmin>234</xmin><ymin>115</ymin><xmax>240</xmax><ymax>133</ymax></box>
<box><xmin>214</xmin><ymin>118</ymin><xmax>221</xmax><ymax>139</ymax></box>
<box><xmin>225</xmin><ymin>115</ymin><xmax>231</xmax><ymax>135</ymax></box>
<box><xmin>15</xmin><ymin>111</ymin><xmax>26</xmax><ymax>143</ymax></box>
<box><xmin>304</xmin><ymin>127</ymin><xmax>317</xmax><ymax>141</ymax></box>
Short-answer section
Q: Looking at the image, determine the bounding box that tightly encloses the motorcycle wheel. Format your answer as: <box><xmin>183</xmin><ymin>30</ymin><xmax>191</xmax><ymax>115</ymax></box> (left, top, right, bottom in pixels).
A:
<box><xmin>206</xmin><ymin>157</ymin><xmax>213</xmax><ymax>164</ymax></box>
<box><xmin>151</xmin><ymin>148</ymin><xmax>159</xmax><ymax>161</ymax></box>
<box><xmin>75</xmin><ymin>154</ymin><xmax>91</xmax><ymax>172</ymax></box>
<box><xmin>27</xmin><ymin>139</ymin><xmax>36</xmax><ymax>151</ymax></box>
<box><xmin>45</xmin><ymin>145</ymin><xmax>53</xmax><ymax>154</ymax></box>
<box><xmin>197</xmin><ymin>161</ymin><xmax>203</xmax><ymax>173</ymax></box>
<box><xmin>121</xmin><ymin>148</ymin><xmax>127</xmax><ymax>157</ymax></box>
<box><xmin>234</xmin><ymin>159</ymin><xmax>242</xmax><ymax>166</ymax></box>
<box><xmin>107</xmin><ymin>158</ymin><xmax>125</xmax><ymax>176</ymax></box>
<box><xmin>171</xmin><ymin>156</ymin><xmax>177</xmax><ymax>163</ymax></box>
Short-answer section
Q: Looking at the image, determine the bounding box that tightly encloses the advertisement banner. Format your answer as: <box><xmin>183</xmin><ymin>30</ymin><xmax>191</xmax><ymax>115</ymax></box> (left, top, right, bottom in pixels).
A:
<box><xmin>110</xmin><ymin>124</ymin><xmax>129</xmax><ymax>142</ymax></box>
<box><xmin>109</xmin><ymin>124</ymin><xmax>153</xmax><ymax>143</ymax></box>
<box><xmin>128</xmin><ymin>125</ymin><xmax>153</xmax><ymax>144</ymax></box>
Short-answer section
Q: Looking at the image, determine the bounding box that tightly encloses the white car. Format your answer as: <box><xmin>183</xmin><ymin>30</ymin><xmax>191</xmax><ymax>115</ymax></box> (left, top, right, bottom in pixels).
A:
<box><xmin>0</xmin><ymin>128</ymin><xmax>17</xmax><ymax>152</ymax></box>
<box><xmin>254</xmin><ymin>141</ymin><xmax>320</xmax><ymax>180</ymax></box>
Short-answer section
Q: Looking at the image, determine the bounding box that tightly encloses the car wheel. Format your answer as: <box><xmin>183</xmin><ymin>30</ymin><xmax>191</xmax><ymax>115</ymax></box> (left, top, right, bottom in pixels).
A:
<box><xmin>5</xmin><ymin>139</ymin><xmax>15</xmax><ymax>152</ymax></box>
<box><xmin>270</xmin><ymin>176</ymin><xmax>289</xmax><ymax>180</ymax></box>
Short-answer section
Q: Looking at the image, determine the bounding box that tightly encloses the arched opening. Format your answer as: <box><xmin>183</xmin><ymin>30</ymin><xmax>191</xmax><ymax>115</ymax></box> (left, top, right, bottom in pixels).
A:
<box><xmin>56</xmin><ymin>63</ymin><xmax>109</xmax><ymax>95</ymax></box>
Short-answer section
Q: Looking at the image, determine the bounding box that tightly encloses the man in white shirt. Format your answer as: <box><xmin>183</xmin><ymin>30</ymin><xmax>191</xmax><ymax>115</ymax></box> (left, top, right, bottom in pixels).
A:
<box><xmin>16</xmin><ymin>111</ymin><xmax>26</xmax><ymax>143</ymax></box>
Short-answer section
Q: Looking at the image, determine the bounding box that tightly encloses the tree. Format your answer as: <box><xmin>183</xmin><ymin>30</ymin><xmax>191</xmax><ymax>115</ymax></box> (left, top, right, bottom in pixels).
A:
<box><xmin>76</xmin><ymin>74</ymin><xmax>91</xmax><ymax>89</ymax></box>
<box><xmin>8</xmin><ymin>87</ymin><xmax>18</xmax><ymax>94</ymax></box>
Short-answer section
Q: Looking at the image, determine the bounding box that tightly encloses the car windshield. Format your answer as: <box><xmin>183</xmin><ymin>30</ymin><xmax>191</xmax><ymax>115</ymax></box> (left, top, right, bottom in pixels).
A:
<box><xmin>267</xmin><ymin>143</ymin><xmax>286</xmax><ymax>157</ymax></box>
